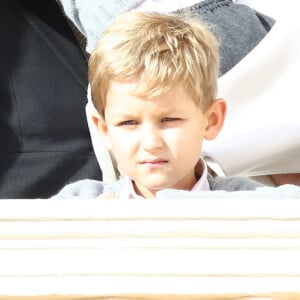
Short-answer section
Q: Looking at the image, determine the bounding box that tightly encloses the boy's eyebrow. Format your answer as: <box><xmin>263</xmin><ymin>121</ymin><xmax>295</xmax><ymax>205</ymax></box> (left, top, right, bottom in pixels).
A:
<box><xmin>107</xmin><ymin>111</ymin><xmax>138</xmax><ymax>120</ymax></box>
<box><xmin>109</xmin><ymin>108</ymin><xmax>189</xmax><ymax>118</ymax></box>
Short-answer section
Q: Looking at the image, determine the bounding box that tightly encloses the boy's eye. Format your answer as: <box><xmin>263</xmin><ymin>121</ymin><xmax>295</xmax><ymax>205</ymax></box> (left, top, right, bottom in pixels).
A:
<box><xmin>118</xmin><ymin>120</ymin><xmax>138</xmax><ymax>126</ymax></box>
<box><xmin>161</xmin><ymin>117</ymin><xmax>180</xmax><ymax>122</ymax></box>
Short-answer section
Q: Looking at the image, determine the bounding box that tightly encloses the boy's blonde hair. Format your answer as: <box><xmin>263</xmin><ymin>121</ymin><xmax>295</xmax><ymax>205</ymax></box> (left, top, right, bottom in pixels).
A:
<box><xmin>89</xmin><ymin>11</ymin><xmax>219</xmax><ymax>117</ymax></box>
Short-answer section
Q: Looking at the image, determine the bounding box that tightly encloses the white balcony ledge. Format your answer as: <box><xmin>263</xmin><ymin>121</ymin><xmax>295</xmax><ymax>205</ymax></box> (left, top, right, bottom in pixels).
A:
<box><xmin>0</xmin><ymin>198</ymin><xmax>300</xmax><ymax>299</ymax></box>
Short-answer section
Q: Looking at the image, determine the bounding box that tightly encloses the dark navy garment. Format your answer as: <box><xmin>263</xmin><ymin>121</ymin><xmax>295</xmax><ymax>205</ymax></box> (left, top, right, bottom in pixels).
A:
<box><xmin>0</xmin><ymin>0</ymin><xmax>102</xmax><ymax>198</ymax></box>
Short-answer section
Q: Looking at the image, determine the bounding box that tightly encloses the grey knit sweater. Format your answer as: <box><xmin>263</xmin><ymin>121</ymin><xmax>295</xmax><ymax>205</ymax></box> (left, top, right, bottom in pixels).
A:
<box><xmin>52</xmin><ymin>174</ymin><xmax>300</xmax><ymax>199</ymax></box>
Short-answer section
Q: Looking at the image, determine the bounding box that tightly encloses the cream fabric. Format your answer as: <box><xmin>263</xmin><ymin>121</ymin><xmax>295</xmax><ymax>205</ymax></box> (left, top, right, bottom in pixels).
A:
<box><xmin>203</xmin><ymin>12</ymin><xmax>300</xmax><ymax>176</ymax></box>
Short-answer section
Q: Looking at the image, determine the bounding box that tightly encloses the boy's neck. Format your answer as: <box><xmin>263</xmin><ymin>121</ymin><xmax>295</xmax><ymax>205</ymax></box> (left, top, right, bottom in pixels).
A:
<box><xmin>133</xmin><ymin>181</ymin><xmax>157</xmax><ymax>199</ymax></box>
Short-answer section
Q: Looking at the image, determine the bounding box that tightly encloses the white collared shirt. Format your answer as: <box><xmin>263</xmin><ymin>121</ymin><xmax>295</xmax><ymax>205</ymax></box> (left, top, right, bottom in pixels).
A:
<box><xmin>119</xmin><ymin>158</ymin><xmax>210</xmax><ymax>199</ymax></box>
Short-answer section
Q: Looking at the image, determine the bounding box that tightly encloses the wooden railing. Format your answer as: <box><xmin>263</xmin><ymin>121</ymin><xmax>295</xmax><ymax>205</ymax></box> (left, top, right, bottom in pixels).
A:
<box><xmin>1</xmin><ymin>198</ymin><xmax>300</xmax><ymax>299</ymax></box>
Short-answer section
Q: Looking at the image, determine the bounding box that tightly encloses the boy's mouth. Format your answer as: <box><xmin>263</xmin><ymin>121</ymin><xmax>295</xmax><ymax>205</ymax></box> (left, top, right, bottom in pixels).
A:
<box><xmin>140</xmin><ymin>158</ymin><xmax>168</xmax><ymax>165</ymax></box>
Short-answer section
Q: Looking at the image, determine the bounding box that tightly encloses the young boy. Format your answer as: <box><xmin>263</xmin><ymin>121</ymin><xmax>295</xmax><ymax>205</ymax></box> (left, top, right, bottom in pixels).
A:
<box><xmin>54</xmin><ymin>11</ymin><xmax>265</xmax><ymax>199</ymax></box>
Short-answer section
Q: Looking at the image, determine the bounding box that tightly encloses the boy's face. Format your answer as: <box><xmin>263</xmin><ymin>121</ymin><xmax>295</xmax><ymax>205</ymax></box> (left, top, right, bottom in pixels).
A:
<box><xmin>95</xmin><ymin>80</ymin><xmax>225</xmax><ymax>198</ymax></box>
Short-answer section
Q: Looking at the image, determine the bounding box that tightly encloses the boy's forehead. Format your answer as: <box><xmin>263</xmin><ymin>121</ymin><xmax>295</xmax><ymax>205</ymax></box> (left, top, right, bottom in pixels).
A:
<box><xmin>107</xmin><ymin>79</ymin><xmax>186</xmax><ymax>98</ymax></box>
<box><xmin>107</xmin><ymin>79</ymin><xmax>139</xmax><ymax>92</ymax></box>
<box><xmin>104</xmin><ymin>80</ymin><xmax>199</xmax><ymax>116</ymax></box>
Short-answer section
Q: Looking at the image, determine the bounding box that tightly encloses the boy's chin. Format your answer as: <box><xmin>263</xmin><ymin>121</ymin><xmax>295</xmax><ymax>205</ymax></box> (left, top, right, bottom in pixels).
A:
<box><xmin>134</xmin><ymin>180</ymin><xmax>171</xmax><ymax>195</ymax></box>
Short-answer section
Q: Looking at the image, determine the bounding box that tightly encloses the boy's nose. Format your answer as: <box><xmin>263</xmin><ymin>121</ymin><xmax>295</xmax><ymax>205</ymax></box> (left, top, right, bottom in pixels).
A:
<box><xmin>140</xmin><ymin>126</ymin><xmax>163</xmax><ymax>151</ymax></box>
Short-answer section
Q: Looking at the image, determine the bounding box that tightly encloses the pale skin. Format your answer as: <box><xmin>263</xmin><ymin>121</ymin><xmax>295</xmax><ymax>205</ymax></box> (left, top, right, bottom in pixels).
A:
<box><xmin>270</xmin><ymin>173</ymin><xmax>300</xmax><ymax>186</ymax></box>
<box><xmin>93</xmin><ymin>80</ymin><xmax>226</xmax><ymax>199</ymax></box>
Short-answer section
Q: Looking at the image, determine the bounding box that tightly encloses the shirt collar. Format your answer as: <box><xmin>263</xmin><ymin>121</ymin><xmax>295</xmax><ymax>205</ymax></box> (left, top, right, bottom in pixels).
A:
<box><xmin>192</xmin><ymin>157</ymin><xmax>210</xmax><ymax>192</ymax></box>
<box><xmin>119</xmin><ymin>176</ymin><xmax>144</xmax><ymax>200</ymax></box>
<box><xmin>119</xmin><ymin>158</ymin><xmax>210</xmax><ymax>199</ymax></box>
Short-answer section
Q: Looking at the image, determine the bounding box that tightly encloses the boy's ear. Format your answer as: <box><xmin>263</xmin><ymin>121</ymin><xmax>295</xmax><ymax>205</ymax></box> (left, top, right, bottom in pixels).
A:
<box><xmin>91</xmin><ymin>113</ymin><xmax>113</xmax><ymax>150</ymax></box>
<box><xmin>204</xmin><ymin>98</ymin><xmax>227</xmax><ymax>140</ymax></box>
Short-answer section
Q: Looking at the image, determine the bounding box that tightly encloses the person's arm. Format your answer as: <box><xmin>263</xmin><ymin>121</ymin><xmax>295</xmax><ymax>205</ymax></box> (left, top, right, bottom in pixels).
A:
<box><xmin>58</xmin><ymin>0</ymin><xmax>142</xmax><ymax>53</ymax></box>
